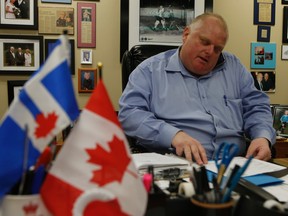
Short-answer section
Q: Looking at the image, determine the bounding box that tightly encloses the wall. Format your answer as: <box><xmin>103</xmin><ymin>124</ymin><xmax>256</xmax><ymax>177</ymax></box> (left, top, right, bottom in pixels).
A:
<box><xmin>0</xmin><ymin>0</ymin><xmax>122</xmax><ymax>118</ymax></box>
<box><xmin>0</xmin><ymin>0</ymin><xmax>287</xmax><ymax>119</ymax></box>
<box><xmin>214</xmin><ymin>0</ymin><xmax>288</xmax><ymax>105</ymax></box>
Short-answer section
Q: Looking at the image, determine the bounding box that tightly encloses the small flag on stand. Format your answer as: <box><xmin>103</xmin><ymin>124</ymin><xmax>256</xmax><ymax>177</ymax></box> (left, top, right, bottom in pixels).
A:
<box><xmin>0</xmin><ymin>34</ymin><xmax>79</xmax><ymax>198</ymax></box>
<box><xmin>41</xmin><ymin>62</ymin><xmax>148</xmax><ymax>216</ymax></box>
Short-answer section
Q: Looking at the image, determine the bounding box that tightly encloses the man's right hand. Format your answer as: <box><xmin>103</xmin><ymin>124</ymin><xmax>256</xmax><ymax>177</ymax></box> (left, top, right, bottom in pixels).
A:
<box><xmin>171</xmin><ymin>131</ymin><xmax>208</xmax><ymax>165</ymax></box>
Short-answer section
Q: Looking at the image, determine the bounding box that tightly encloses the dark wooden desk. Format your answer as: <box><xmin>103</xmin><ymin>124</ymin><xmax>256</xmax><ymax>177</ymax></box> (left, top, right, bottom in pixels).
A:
<box><xmin>273</xmin><ymin>139</ymin><xmax>288</xmax><ymax>158</ymax></box>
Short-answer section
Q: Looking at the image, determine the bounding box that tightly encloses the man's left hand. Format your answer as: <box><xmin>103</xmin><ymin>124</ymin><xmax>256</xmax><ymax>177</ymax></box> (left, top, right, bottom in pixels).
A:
<box><xmin>246</xmin><ymin>137</ymin><xmax>271</xmax><ymax>161</ymax></box>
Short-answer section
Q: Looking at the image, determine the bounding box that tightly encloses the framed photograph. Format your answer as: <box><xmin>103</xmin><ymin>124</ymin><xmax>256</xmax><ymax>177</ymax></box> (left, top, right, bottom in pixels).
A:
<box><xmin>120</xmin><ymin>0</ymin><xmax>213</xmax><ymax>60</ymax></box>
<box><xmin>45</xmin><ymin>39</ymin><xmax>75</xmax><ymax>74</ymax></box>
<box><xmin>282</xmin><ymin>45</ymin><xmax>288</xmax><ymax>60</ymax></box>
<box><xmin>250</xmin><ymin>42</ymin><xmax>276</xmax><ymax>69</ymax></box>
<box><xmin>7</xmin><ymin>80</ymin><xmax>27</xmax><ymax>105</ymax></box>
<box><xmin>81</xmin><ymin>49</ymin><xmax>92</xmax><ymax>64</ymax></box>
<box><xmin>0</xmin><ymin>35</ymin><xmax>43</xmax><ymax>75</ymax></box>
<box><xmin>38</xmin><ymin>7</ymin><xmax>74</xmax><ymax>35</ymax></box>
<box><xmin>0</xmin><ymin>0</ymin><xmax>38</xmax><ymax>30</ymax></box>
<box><xmin>41</xmin><ymin>0</ymin><xmax>72</xmax><ymax>3</ymax></box>
<box><xmin>77</xmin><ymin>3</ymin><xmax>96</xmax><ymax>48</ymax></box>
<box><xmin>283</xmin><ymin>7</ymin><xmax>288</xmax><ymax>43</ymax></box>
<box><xmin>78</xmin><ymin>68</ymin><xmax>97</xmax><ymax>93</ymax></box>
<box><xmin>251</xmin><ymin>71</ymin><xmax>275</xmax><ymax>92</ymax></box>
<box><xmin>282</xmin><ymin>0</ymin><xmax>288</xmax><ymax>4</ymax></box>
<box><xmin>273</xmin><ymin>105</ymin><xmax>288</xmax><ymax>137</ymax></box>
<box><xmin>257</xmin><ymin>26</ymin><xmax>270</xmax><ymax>42</ymax></box>
<box><xmin>253</xmin><ymin>0</ymin><xmax>275</xmax><ymax>25</ymax></box>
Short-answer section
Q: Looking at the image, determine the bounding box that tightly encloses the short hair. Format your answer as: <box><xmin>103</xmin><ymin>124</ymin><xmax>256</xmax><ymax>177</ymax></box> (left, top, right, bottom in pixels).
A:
<box><xmin>190</xmin><ymin>13</ymin><xmax>228</xmax><ymax>35</ymax></box>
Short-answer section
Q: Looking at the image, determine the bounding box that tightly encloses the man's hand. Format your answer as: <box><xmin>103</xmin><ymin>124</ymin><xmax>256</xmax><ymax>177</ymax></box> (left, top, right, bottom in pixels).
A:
<box><xmin>246</xmin><ymin>137</ymin><xmax>271</xmax><ymax>161</ymax></box>
<box><xmin>171</xmin><ymin>131</ymin><xmax>208</xmax><ymax>165</ymax></box>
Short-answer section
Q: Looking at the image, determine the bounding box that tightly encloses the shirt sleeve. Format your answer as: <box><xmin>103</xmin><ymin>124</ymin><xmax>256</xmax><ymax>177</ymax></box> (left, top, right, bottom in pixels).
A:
<box><xmin>118</xmin><ymin>62</ymin><xmax>180</xmax><ymax>149</ymax></box>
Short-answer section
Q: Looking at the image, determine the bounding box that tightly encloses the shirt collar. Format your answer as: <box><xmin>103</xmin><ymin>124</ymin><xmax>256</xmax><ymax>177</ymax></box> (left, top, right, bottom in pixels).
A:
<box><xmin>165</xmin><ymin>47</ymin><xmax>226</xmax><ymax>77</ymax></box>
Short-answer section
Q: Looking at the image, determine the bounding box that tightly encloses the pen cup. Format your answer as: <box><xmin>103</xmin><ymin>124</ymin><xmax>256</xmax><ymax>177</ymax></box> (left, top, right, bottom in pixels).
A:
<box><xmin>191</xmin><ymin>195</ymin><xmax>235</xmax><ymax>216</ymax></box>
<box><xmin>1</xmin><ymin>194</ymin><xmax>52</xmax><ymax>216</ymax></box>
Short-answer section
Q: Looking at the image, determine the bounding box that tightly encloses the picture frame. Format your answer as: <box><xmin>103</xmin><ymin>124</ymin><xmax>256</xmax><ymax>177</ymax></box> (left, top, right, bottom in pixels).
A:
<box><xmin>38</xmin><ymin>7</ymin><xmax>74</xmax><ymax>35</ymax></box>
<box><xmin>0</xmin><ymin>0</ymin><xmax>38</xmax><ymax>30</ymax></box>
<box><xmin>273</xmin><ymin>105</ymin><xmax>288</xmax><ymax>137</ymax></box>
<box><xmin>253</xmin><ymin>0</ymin><xmax>275</xmax><ymax>25</ymax></box>
<box><xmin>0</xmin><ymin>35</ymin><xmax>43</xmax><ymax>75</ymax></box>
<box><xmin>78</xmin><ymin>68</ymin><xmax>97</xmax><ymax>93</ymax></box>
<box><xmin>81</xmin><ymin>49</ymin><xmax>93</xmax><ymax>65</ymax></box>
<box><xmin>41</xmin><ymin>0</ymin><xmax>72</xmax><ymax>3</ymax></box>
<box><xmin>251</xmin><ymin>71</ymin><xmax>275</xmax><ymax>92</ymax></box>
<box><xmin>77</xmin><ymin>3</ymin><xmax>96</xmax><ymax>48</ymax></box>
<box><xmin>250</xmin><ymin>42</ymin><xmax>276</xmax><ymax>69</ymax></box>
<box><xmin>282</xmin><ymin>45</ymin><xmax>288</xmax><ymax>60</ymax></box>
<box><xmin>257</xmin><ymin>26</ymin><xmax>270</xmax><ymax>42</ymax></box>
<box><xmin>45</xmin><ymin>39</ymin><xmax>75</xmax><ymax>74</ymax></box>
<box><xmin>283</xmin><ymin>7</ymin><xmax>288</xmax><ymax>43</ymax></box>
<box><xmin>282</xmin><ymin>0</ymin><xmax>288</xmax><ymax>4</ymax></box>
<box><xmin>7</xmin><ymin>80</ymin><xmax>27</xmax><ymax>105</ymax></box>
<box><xmin>120</xmin><ymin>0</ymin><xmax>213</xmax><ymax>60</ymax></box>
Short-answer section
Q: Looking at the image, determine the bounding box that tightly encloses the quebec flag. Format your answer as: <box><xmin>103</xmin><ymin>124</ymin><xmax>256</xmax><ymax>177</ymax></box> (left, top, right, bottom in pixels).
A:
<box><xmin>0</xmin><ymin>34</ymin><xmax>79</xmax><ymax>198</ymax></box>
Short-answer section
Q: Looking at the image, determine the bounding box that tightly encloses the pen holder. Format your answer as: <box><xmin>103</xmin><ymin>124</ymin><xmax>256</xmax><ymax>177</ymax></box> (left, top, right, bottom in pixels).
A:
<box><xmin>0</xmin><ymin>194</ymin><xmax>52</xmax><ymax>216</ymax></box>
<box><xmin>191</xmin><ymin>195</ymin><xmax>235</xmax><ymax>216</ymax></box>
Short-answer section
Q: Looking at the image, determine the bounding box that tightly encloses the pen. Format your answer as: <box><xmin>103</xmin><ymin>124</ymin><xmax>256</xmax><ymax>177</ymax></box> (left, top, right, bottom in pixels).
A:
<box><xmin>18</xmin><ymin>125</ymin><xmax>30</xmax><ymax>195</ymax></box>
<box><xmin>221</xmin><ymin>156</ymin><xmax>253</xmax><ymax>203</ymax></box>
<box><xmin>147</xmin><ymin>165</ymin><xmax>155</xmax><ymax>193</ymax></box>
<box><xmin>223</xmin><ymin>95</ymin><xmax>228</xmax><ymax>106</ymax></box>
<box><xmin>221</xmin><ymin>164</ymin><xmax>240</xmax><ymax>190</ymax></box>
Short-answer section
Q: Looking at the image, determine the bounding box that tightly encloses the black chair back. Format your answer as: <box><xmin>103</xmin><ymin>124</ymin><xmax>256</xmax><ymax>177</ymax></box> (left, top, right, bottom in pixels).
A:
<box><xmin>121</xmin><ymin>44</ymin><xmax>177</xmax><ymax>91</ymax></box>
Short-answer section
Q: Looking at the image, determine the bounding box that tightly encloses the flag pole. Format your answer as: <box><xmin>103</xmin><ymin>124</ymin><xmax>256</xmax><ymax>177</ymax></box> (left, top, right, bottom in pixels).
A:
<box><xmin>97</xmin><ymin>62</ymin><xmax>103</xmax><ymax>80</ymax></box>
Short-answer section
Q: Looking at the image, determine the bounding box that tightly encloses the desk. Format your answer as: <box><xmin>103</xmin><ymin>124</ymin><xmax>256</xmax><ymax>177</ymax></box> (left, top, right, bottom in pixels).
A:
<box><xmin>271</xmin><ymin>158</ymin><xmax>288</xmax><ymax>167</ymax></box>
<box><xmin>273</xmin><ymin>139</ymin><xmax>288</xmax><ymax>158</ymax></box>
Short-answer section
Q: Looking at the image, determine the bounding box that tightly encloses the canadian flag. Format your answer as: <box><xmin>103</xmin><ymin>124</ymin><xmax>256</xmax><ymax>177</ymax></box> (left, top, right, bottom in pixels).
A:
<box><xmin>41</xmin><ymin>79</ymin><xmax>148</xmax><ymax>216</ymax></box>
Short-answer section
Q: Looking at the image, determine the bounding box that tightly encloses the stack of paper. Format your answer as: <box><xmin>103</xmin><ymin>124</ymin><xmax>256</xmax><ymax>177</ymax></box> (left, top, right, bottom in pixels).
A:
<box><xmin>132</xmin><ymin>153</ymin><xmax>190</xmax><ymax>170</ymax></box>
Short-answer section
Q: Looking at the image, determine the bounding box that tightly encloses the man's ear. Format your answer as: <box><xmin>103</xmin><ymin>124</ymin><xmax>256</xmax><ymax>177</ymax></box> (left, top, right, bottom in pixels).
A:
<box><xmin>182</xmin><ymin>27</ymin><xmax>190</xmax><ymax>42</ymax></box>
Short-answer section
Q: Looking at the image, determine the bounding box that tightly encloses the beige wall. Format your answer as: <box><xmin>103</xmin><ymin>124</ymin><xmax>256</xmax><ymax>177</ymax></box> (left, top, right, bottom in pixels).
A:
<box><xmin>0</xmin><ymin>0</ymin><xmax>287</xmax><ymax>119</ymax></box>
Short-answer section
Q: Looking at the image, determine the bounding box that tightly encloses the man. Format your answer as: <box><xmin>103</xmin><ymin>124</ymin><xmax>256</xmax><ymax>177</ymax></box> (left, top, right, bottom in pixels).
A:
<box><xmin>254</xmin><ymin>72</ymin><xmax>263</xmax><ymax>91</ymax></box>
<box><xmin>118</xmin><ymin>13</ymin><xmax>275</xmax><ymax>165</ymax></box>
<box><xmin>5</xmin><ymin>46</ymin><xmax>16</xmax><ymax>66</ymax></box>
<box><xmin>262</xmin><ymin>72</ymin><xmax>274</xmax><ymax>92</ymax></box>
<box><xmin>14</xmin><ymin>0</ymin><xmax>29</xmax><ymax>19</ymax></box>
<box><xmin>15</xmin><ymin>47</ymin><xmax>25</xmax><ymax>66</ymax></box>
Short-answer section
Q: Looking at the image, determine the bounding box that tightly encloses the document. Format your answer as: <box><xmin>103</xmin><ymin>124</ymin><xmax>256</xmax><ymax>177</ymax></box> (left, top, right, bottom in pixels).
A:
<box><xmin>205</xmin><ymin>156</ymin><xmax>286</xmax><ymax>177</ymax></box>
<box><xmin>132</xmin><ymin>153</ymin><xmax>190</xmax><ymax>170</ymax></box>
<box><xmin>263</xmin><ymin>174</ymin><xmax>288</xmax><ymax>202</ymax></box>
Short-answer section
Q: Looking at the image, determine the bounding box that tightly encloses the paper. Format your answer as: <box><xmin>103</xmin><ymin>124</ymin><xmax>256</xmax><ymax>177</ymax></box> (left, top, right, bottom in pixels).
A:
<box><xmin>132</xmin><ymin>153</ymin><xmax>190</xmax><ymax>170</ymax></box>
<box><xmin>263</xmin><ymin>174</ymin><xmax>288</xmax><ymax>202</ymax></box>
<box><xmin>205</xmin><ymin>156</ymin><xmax>286</xmax><ymax>177</ymax></box>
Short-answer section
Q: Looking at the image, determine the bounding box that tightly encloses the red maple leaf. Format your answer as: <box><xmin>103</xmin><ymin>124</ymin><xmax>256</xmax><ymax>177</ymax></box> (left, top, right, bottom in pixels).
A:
<box><xmin>86</xmin><ymin>135</ymin><xmax>132</xmax><ymax>186</ymax></box>
<box><xmin>83</xmin><ymin>198</ymin><xmax>129</xmax><ymax>216</ymax></box>
<box><xmin>34</xmin><ymin>112</ymin><xmax>58</xmax><ymax>138</ymax></box>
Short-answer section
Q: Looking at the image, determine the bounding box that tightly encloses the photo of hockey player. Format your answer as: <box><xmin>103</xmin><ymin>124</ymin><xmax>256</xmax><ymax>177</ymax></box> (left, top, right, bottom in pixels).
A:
<box><xmin>139</xmin><ymin>0</ymin><xmax>195</xmax><ymax>44</ymax></box>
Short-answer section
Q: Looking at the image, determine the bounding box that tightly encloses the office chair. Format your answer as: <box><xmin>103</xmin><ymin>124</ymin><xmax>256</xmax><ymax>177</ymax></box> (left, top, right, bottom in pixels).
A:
<box><xmin>121</xmin><ymin>44</ymin><xmax>177</xmax><ymax>152</ymax></box>
<box><xmin>121</xmin><ymin>44</ymin><xmax>178</xmax><ymax>91</ymax></box>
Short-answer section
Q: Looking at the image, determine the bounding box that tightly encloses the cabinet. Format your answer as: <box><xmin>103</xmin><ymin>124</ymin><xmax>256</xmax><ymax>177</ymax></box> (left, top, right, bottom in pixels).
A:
<box><xmin>273</xmin><ymin>139</ymin><xmax>288</xmax><ymax>158</ymax></box>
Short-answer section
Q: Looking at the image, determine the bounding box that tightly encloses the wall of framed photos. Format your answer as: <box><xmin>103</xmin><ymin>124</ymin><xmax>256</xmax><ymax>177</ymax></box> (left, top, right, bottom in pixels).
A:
<box><xmin>1</xmin><ymin>0</ymin><xmax>288</xmax><ymax>119</ymax></box>
<box><xmin>0</xmin><ymin>0</ymin><xmax>122</xmax><ymax>118</ymax></box>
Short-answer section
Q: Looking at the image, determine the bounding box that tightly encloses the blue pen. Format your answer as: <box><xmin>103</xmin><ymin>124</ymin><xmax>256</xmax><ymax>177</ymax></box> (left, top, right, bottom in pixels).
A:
<box><xmin>221</xmin><ymin>156</ymin><xmax>253</xmax><ymax>203</ymax></box>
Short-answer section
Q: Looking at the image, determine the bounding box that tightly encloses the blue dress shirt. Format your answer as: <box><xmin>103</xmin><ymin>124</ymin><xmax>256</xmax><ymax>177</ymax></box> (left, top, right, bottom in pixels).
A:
<box><xmin>118</xmin><ymin>48</ymin><xmax>276</xmax><ymax>159</ymax></box>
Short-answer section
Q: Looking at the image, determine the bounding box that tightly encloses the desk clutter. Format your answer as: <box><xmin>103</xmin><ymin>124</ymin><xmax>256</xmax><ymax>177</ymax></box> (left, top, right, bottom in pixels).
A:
<box><xmin>136</xmin><ymin>143</ymin><xmax>288</xmax><ymax>216</ymax></box>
